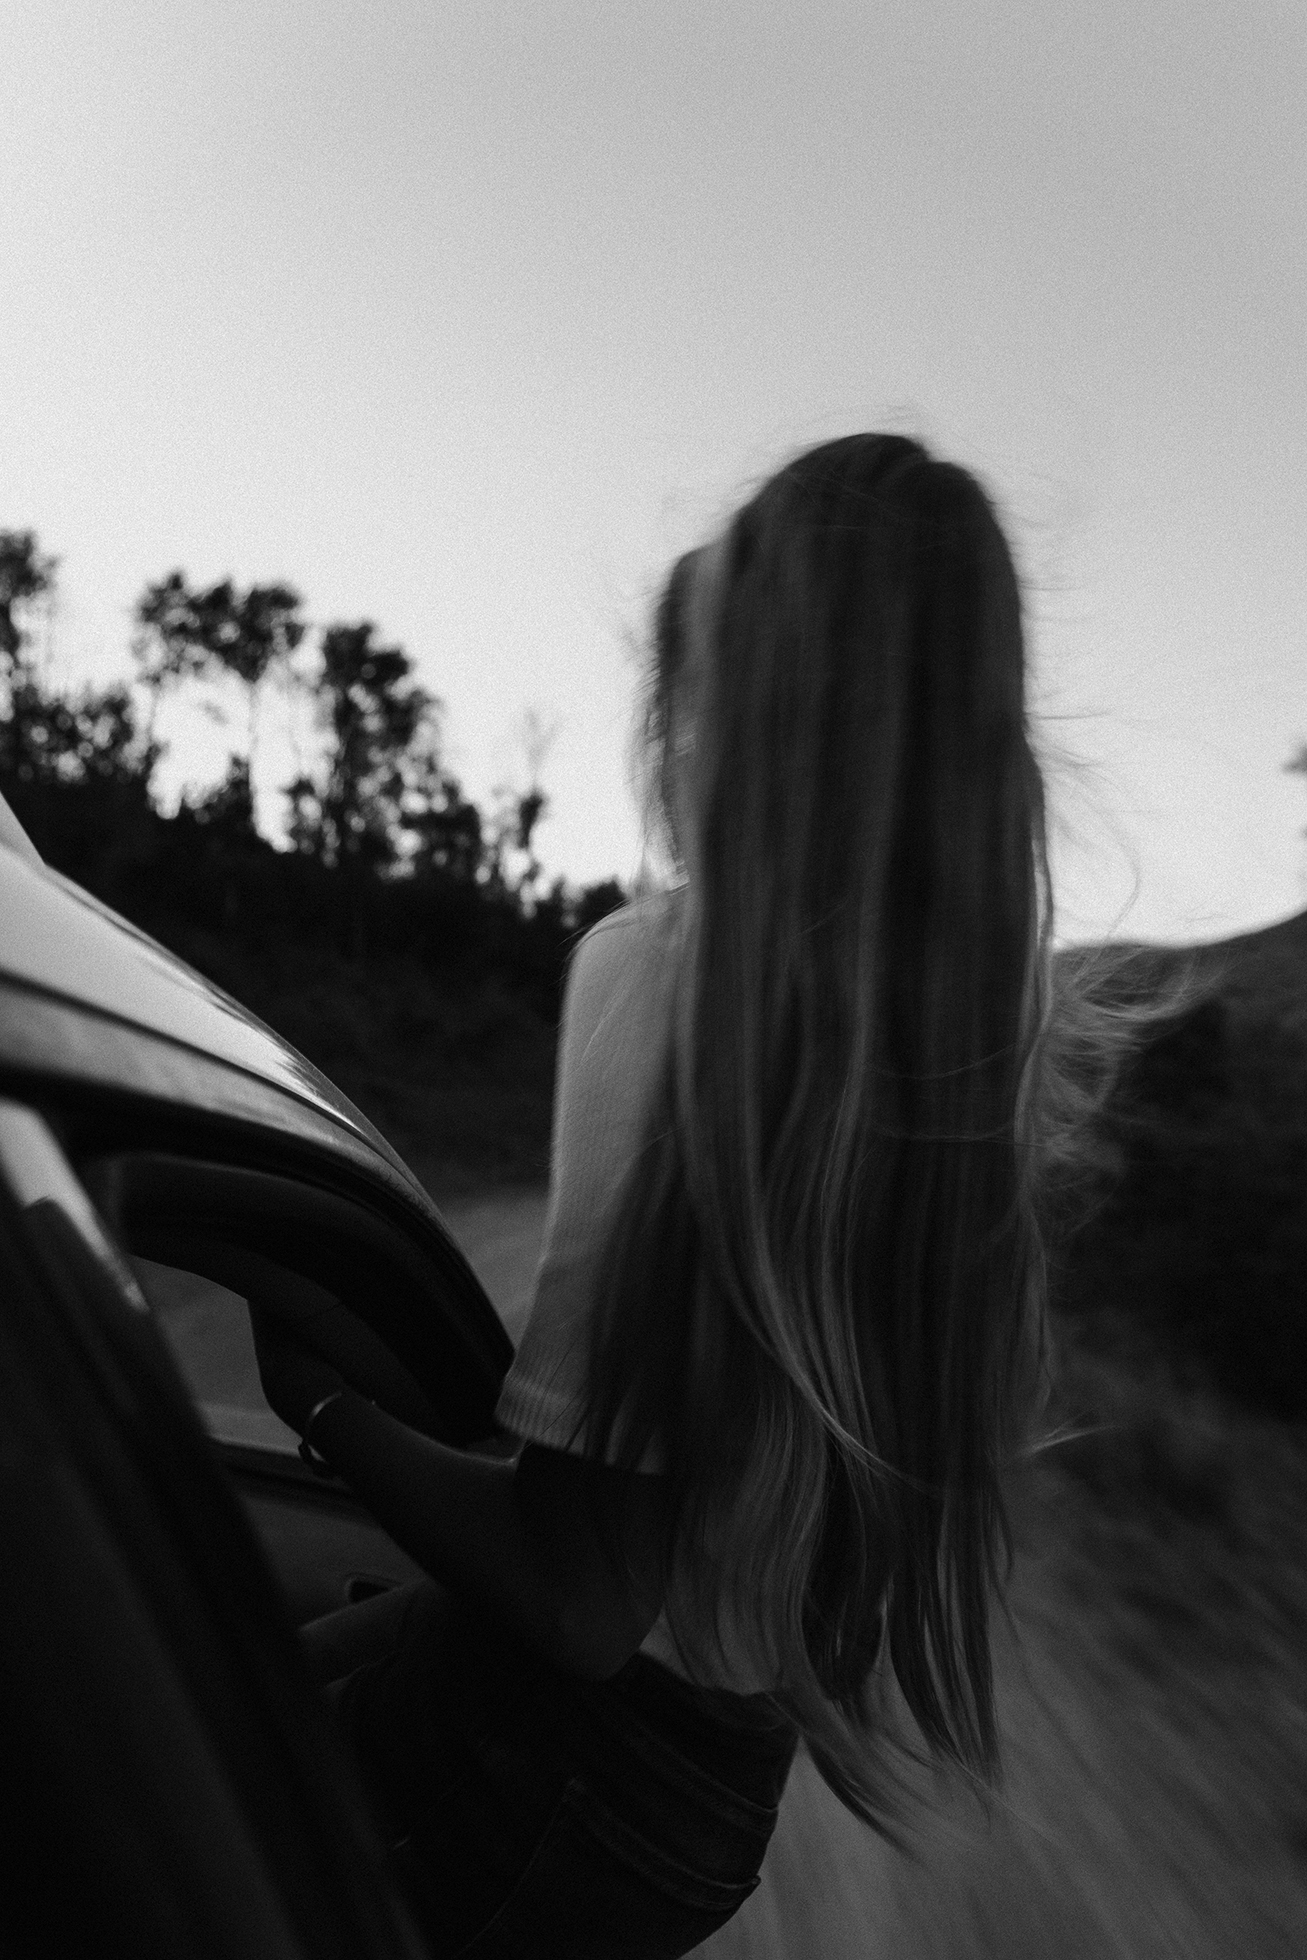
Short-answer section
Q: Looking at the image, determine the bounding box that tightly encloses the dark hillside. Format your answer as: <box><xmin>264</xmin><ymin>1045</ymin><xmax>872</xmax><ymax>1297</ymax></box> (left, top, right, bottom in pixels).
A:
<box><xmin>1052</xmin><ymin>910</ymin><xmax>1307</xmax><ymax>1421</ymax></box>
<box><xmin>4</xmin><ymin>772</ymin><xmax>624</xmax><ymax>1191</ymax></box>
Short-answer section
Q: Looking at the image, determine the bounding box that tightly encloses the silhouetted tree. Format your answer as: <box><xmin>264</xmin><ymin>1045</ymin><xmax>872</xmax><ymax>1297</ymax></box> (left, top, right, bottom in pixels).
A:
<box><xmin>0</xmin><ymin>531</ymin><xmax>58</xmax><ymax>664</ymax></box>
<box><xmin>2</xmin><ymin>533</ymin><xmax>159</xmax><ymax>883</ymax></box>
<box><xmin>2</xmin><ymin>533</ymin><xmax>157</xmax><ymax>797</ymax></box>
<box><xmin>132</xmin><ymin>571</ymin><xmax>207</xmax><ymax>704</ymax></box>
<box><xmin>133</xmin><ymin>572</ymin><xmax>304</xmax><ymax>770</ymax></box>
<box><xmin>482</xmin><ymin>708</ymin><xmax>560</xmax><ymax>904</ymax></box>
<box><xmin>0</xmin><ymin>678</ymin><xmax>156</xmax><ymax>792</ymax></box>
<box><xmin>5</xmin><ymin>531</ymin><xmax>629</xmax><ymax>1042</ymax></box>
<box><xmin>403</xmin><ymin>743</ymin><xmax>486</xmax><ymax>884</ymax></box>
<box><xmin>187</xmin><ymin>755</ymin><xmax>260</xmax><ymax>844</ymax></box>
<box><xmin>286</xmin><ymin>621</ymin><xmax>434</xmax><ymax>870</ymax></box>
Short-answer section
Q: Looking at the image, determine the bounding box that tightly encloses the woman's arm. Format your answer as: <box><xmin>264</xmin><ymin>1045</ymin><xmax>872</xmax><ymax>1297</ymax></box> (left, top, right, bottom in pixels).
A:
<box><xmin>252</xmin><ymin>1314</ymin><xmax>669</xmax><ymax>1681</ymax></box>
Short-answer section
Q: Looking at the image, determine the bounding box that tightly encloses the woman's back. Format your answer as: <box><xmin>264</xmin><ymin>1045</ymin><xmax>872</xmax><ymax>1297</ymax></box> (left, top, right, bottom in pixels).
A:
<box><xmin>498</xmin><ymin>894</ymin><xmax>678</xmax><ymax>1468</ymax></box>
<box><xmin>499</xmin><ymin>888</ymin><xmax>794</xmax><ymax>1693</ymax></box>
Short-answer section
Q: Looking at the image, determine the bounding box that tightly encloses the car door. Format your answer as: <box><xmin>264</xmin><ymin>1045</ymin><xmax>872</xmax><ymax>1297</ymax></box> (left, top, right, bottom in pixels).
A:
<box><xmin>0</xmin><ymin>1095</ymin><xmax>432</xmax><ymax>1959</ymax></box>
<box><xmin>0</xmin><ymin>809</ymin><xmax>525</xmax><ymax>1948</ymax></box>
<box><xmin>0</xmin><ymin>815</ymin><xmax>516</xmax><ymax>1620</ymax></box>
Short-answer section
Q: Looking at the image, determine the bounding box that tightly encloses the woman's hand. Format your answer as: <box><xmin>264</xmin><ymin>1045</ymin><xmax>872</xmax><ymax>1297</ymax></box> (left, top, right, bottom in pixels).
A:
<box><xmin>250</xmin><ymin>1310</ymin><xmax>667</xmax><ymax>1680</ymax></box>
<box><xmin>250</xmin><ymin>1306</ymin><xmax>345</xmax><ymax>1436</ymax></box>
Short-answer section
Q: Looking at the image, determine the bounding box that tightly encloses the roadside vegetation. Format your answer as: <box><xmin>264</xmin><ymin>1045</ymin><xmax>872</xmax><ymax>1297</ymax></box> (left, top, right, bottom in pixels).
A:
<box><xmin>0</xmin><ymin>529</ymin><xmax>624</xmax><ymax>1187</ymax></box>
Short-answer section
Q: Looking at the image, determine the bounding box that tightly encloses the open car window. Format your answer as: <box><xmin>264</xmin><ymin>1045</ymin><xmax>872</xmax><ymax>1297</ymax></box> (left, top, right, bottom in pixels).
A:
<box><xmin>70</xmin><ymin>1145</ymin><xmax>514</xmax><ymax>1622</ymax></box>
<box><xmin>92</xmin><ymin>1171</ymin><xmax>454</xmax><ymax>1620</ymax></box>
<box><xmin>130</xmin><ymin>1255</ymin><xmax>297</xmax><ymax>1455</ymax></box>
<box><xmin>80</xmin><ymin>1150</ymin><xmax>510</xmax><ymax>1451</ymax></box>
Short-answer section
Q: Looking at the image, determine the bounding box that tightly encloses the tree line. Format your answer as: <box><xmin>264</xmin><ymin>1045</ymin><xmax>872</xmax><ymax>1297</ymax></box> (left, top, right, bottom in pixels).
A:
<box><xmin>0</xmin><ymin>528</ymin><xmax>625</xmax><ymax>1027</ymax></box>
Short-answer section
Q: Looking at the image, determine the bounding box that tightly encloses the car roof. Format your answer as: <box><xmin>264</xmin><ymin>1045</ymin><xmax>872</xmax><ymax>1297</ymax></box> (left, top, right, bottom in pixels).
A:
<box><xmin>0</xmin><ymin>795</ymin><xmax>427</xmax><ymax>1204</ymax></box>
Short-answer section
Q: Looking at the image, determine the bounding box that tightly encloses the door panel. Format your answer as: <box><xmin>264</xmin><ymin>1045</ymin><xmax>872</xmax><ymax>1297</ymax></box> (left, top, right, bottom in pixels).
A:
<box><xmin>130</xmin><ymin>1251</ymin><xmax>425</xmax><ymax>1622</ymax></box>
<box><xmin>230</xmin><ymin>1470</ymin><xmax>424</xmax><ymax>1625</ymax></box>
<box><xmin>0</xmin><ymin>1096</ymin><xmax>428</xmax><ymax>1959</ymax></box>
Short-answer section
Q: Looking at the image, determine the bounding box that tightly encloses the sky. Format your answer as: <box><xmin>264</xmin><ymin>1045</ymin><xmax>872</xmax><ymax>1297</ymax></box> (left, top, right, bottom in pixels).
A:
<box><xmin>2</xmin><ymin>0</ymin><xmax>1305</xmax><ymax>945</ymax></box>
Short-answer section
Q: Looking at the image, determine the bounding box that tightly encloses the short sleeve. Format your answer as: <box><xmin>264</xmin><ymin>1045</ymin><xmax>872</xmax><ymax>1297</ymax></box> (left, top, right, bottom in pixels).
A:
<box><xmin>493</xmin><ymin>898</ymin><xmax>675</xmax><ymax>1466</ymax></box>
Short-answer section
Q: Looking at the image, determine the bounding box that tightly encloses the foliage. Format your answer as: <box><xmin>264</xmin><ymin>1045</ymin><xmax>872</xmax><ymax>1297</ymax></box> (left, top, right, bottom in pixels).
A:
<box><xmin>405</xmin><ymin>750</ymin><xmax>486</xmax><ymax>885</ymax></box>
<box><xmin>2</xmin><ymin>538</ymin><xmax>619</xmax><ymax>927</ymax></box>
<box><xmin>133</xmin><ymin>572</ymin><xmax>305</xmax><ymax>769</ymax></box>
<box><xmin>285</xmin><ymin>620</ymin><xmax>434</xmax><ymax>870</ymax></box>
<box><xmin>2</xmin><ymin>530</ymin><xmax>161</xmax><ymax>871</ymax></box>
<box><xmin>0</xmin><ymin>530</ymin><xmax>58</xmax><ymax>661</ymax></box>
<box><xmin>1</xmin><ymin>531</ymin><xmax>634</xmax><ymax>1178</ymax></box>
<box><xmin>0</xmin><ymin>673</ymin><xmax>159</xmax><ymax>793</ymax></box>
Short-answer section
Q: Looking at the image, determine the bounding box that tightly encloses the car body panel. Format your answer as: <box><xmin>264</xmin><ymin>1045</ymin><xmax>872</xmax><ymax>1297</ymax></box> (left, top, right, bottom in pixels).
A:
<box><xmin>0</xmin><ymin>977</ymin><xmax>388</xmax><ymax>1172</ymax></box>
<box><xmin>0</xmin><ymin>841</ymin><xmax>410</xmax><ymax>1176</ymax></box>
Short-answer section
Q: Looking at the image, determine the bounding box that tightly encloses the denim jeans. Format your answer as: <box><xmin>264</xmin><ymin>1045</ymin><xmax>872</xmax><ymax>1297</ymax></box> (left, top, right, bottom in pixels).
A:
<box><xmin>303</xmin><ymin>1581</ymin><xmax>796</xmax><ymax>1958</ymax></box>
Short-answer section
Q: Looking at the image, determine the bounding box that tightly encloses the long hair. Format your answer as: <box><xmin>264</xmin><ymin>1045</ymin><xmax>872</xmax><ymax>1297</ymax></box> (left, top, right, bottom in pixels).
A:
<box><xmin>582</xmin><ymin>434</ymin><xmax>1100</xmax><ymax>1829</ymax></box>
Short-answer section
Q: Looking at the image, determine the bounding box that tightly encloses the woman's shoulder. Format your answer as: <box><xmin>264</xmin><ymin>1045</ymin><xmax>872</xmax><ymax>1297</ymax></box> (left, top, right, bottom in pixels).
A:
<box><xmin>561</xmin><ymin>888</ymin><xmax>683</xmax><ymax>1053</ymax></box>
<box><xmin>569</xmin><ymin>886</ymin><xmax>683</xmax><ymax>983</ymax></box>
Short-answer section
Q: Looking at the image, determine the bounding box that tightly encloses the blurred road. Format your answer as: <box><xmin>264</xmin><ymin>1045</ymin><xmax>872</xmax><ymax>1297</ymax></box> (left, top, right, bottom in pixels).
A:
<box><xmin>435</xmin><ymin>1185</ymin><xmax>549</xmax><ymax>1344</ymax></box>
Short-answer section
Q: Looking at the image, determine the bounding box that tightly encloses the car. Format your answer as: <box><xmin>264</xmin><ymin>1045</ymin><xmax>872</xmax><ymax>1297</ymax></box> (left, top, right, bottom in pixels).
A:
<box><xmin>0</xmin><ymin>787</ymin><xmax>515</xmax><ymax>1957</ymax></box>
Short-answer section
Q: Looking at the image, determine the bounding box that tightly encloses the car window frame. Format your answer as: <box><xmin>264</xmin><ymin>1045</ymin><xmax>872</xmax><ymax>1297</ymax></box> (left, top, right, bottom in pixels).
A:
<box><xmin>81</xmin><ymin>1149</ymin><xmax>512</xmax><ymax>1457</ymax></box>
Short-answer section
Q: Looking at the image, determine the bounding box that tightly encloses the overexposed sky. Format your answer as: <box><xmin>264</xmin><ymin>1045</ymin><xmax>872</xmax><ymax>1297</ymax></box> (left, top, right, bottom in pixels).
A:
<box><xmin>3</xmin><ymin>0</ymin><xmax>1305</xmax><ymax>943</ymax></box>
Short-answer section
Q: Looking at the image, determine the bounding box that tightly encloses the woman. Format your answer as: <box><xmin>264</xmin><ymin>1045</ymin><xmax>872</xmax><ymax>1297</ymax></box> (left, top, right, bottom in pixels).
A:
<box><xmin>255</xmin><ymin>432</ymin><xmax>1057</xmax><ymax>1956</ymax></box>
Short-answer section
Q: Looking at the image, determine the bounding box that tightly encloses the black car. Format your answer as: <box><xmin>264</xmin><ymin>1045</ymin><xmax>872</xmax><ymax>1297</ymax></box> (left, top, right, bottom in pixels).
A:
<box><xmin>0</xmin><ymin>790</ymin><xmax>514</xmax><ymax>1957</ymax></box>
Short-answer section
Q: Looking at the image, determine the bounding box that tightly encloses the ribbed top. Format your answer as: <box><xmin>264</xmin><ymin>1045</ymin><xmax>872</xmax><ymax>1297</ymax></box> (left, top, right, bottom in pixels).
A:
<box><xmin>495</xmin><ymin>888</ymin><xmax>775</xmax><ymax>1693</ymax></box>
<box><xmin>495</xmin><ymin>893</ymin><xmax>677</xmax><ymax>1466</ymax></box>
